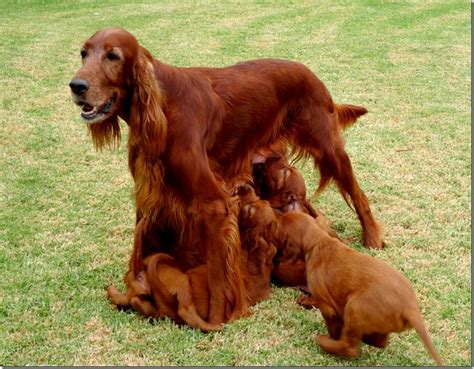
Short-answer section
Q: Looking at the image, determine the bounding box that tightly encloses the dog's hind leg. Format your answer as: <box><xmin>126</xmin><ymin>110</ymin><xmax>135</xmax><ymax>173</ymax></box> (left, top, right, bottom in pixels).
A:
<box><xmin>291</xmin><ymin>111</ymin><xmax>382</xmax><ymax>248</ymax></box>
<box><xmin>362</xmin><ymin>333</ymin><xmax>389</xmax><ymax>348</ymax></box>
<box><xmin>294</xmin><ymin>131</ymin><xmax>383</xmax><ymax>248</ymax></box>
<box><xmin>321</xmin><ymin>146</ymin><xmax>382</xmax><ymax>248</ymax></box>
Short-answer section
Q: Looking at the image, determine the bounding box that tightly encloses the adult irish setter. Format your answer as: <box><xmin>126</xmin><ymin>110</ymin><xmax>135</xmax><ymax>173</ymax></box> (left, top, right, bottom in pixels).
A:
<box><xmin>69</xmin><ymin>28</ymin><xmax>382</xmax><ymax>324</ymax></box>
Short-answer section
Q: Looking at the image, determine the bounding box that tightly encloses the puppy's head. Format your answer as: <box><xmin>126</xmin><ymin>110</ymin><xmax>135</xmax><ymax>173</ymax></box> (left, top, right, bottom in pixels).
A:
<box><xmin>281</xmin><ymin>168</ymin><xmax>307</xmax><ymax>199</ymax></box>
<box><xmin>263</xmin><ymin>155</ymin><xmax>307</xmax><ymax>197</ymax></box>
<box><xmin>239</xmin><ymin>199</ymin><xmax>276</xmax><ymax>230</ymax></box>
<box><xmin>235</xmin><ymin>183</ymin><xmax>260</xmax><ymax>204</ymax></box>
<box><xmin>282</xmin><ymin>192</ymin><xmax>305</xmax><ymax>212</ymax></box>
<box><xmin>262</xmin><ymin>154</ymin><xmax>288</xmax><ymax>191</ymax></box>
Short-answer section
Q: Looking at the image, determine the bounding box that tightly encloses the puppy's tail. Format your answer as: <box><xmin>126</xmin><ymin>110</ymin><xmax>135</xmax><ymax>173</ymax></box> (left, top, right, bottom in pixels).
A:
<box><xmin>335</xmin><ymin>104</ymin><xmax>368</xmax><ymax>130</ymax></box>
<box><xmin>144</xmin><ymin>253</ymin><xmax>175</xmax><ymax>278</ymax></box>
<box><xmin>407</xmin><ymin>310</ymin><xmax>443</xmax><ymax>366</ymax></box>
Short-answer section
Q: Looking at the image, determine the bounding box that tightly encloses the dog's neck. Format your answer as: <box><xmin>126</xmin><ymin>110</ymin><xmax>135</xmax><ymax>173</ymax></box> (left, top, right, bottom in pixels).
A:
<box><xmin>302</xmin><ymin>226</ymin><xmax>335</xmax><ymax>261</ymax></box>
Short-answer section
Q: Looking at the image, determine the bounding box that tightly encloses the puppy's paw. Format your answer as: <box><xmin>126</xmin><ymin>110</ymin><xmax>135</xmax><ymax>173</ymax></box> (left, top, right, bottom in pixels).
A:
<box><xmin>316</xmin><ymin>334</ymin><xmax>359</xmax><ymax>358</ymax></box>
<box><xmin>206</xmin><ymin>323</ymin><xmax>224</xmax><ymax>332</ymax></box>
<box><xmin>106</xmin><ymin>285</ymin><xmax>119</xmax><ymax>299</ymax></box>
<box><xmin>297</xmin><ymin>294</ymin><xmax>317</xmax><ymax>309</ymax></box>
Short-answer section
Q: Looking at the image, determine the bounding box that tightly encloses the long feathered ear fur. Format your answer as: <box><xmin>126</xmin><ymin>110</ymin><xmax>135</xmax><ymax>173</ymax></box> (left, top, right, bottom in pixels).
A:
<box><xmin>129</xmin><ymin>47</ymin><xmax>168</xmax><ymax>219</ymax></box>
<box><xmin>129</xmin><ymin>46</ymin><xmax>167</xmax><ymax>160</ymax></box>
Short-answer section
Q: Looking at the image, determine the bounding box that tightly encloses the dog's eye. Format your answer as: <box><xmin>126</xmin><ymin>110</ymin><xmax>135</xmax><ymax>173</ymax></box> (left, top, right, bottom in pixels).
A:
<box><xmin>106</xmin><ymin>52</ymin><xmax>120</xmax><ymax>61</ymax></box>
<box><xmin>80</xmin><ymin>49</ymin><xmax>87</xmax><ymax>59</ymax></box>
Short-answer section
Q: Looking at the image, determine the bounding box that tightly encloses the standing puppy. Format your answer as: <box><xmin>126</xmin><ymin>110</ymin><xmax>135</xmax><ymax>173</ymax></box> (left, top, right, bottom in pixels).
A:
<box><xmin>275</xmin><ymin>211</ymin><xmax>443</xmax><ymax>365</ymax></box>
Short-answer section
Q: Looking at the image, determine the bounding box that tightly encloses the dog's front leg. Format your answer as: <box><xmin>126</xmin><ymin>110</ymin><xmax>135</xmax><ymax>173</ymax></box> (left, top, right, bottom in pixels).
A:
<box><xmin>201</xmin><ymin>198</ymin><xmax>248</xmax><ymax>324</ymax></box>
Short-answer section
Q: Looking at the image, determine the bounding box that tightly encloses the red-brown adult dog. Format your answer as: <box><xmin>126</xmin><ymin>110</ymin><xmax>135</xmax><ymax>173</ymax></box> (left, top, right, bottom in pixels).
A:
<box><xmin>69</xmin><ymin>28</ymin><xmax>381</xmax><ymax>324</ymax></box>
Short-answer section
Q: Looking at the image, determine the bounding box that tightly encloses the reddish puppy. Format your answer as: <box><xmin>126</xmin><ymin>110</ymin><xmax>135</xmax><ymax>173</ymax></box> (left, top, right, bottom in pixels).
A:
<box><xmin>250</xmin><ymin>158</ymin><xmax>338</xmax><ymax>288</ymax></box>
<box><xmin>70</xmin><ymin>28</ymin><xmax>381</xmax><ymax>324</ymax></box>
<box><xmin>235</xmin><ymin>186</ymin><xmax>306</xmax><ymax>287</ymax></box>
<box><xmin>277</xmin><ymin>212</ymin><xmax>442</xmax><ymax>365</ymax></box>
<box><xmin>106</xmin><ymin>198</ymin><xmax>276</xmax><ymax>331</ymax></box>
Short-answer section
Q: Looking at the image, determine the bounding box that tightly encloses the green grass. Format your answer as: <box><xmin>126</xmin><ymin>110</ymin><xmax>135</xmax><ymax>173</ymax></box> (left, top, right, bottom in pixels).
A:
<box><xmin>0</xmin><ymin>0</ymin><xmax>470</xmax><ymax>366</ymax></box>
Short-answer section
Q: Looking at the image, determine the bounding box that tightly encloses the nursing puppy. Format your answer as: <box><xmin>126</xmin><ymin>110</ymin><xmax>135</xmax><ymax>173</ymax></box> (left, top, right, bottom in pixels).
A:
<box><xmin>277</xmin><ymin>211</ymin><xmax>442</xmax><ymax>365</ymax></box>
<box><xmin>253</xmin><ymin>154</ymin><xmax>338</xmax><ymax>238</ymax></box>
<box><xmin>256</xmin><ymin>154</ymin><xmax>317</xmax><ymax>216</ymax></box>
<box><xmin>141</xmin><ymin>204</ymin><xmax>276</xmax><ymax>331</ymax></box>
<box><xmin>107</xmin><ymin>195</ymin><xmax>276</xmax><ymax>331</ymax></box>
<box><xmin>235</xmin><ymin>187</ymin><xmax>306</xmax><ymax>288</ymax></box>
<box><xmin>250</xmin><ymin>157</ymin><xmax>338</xmax><ymax>288</ymax></box>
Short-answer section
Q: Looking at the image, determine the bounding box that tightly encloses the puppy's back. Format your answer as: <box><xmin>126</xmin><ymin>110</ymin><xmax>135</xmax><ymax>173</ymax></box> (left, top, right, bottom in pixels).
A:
<box><xmin>281</xmin><ymin>212</ymin><xmax>418</xmax><ymax>309</ymax></box>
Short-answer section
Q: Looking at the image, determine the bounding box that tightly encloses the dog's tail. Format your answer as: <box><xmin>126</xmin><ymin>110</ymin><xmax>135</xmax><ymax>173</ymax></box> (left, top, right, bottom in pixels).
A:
<box><xmin>407</xmin><ymin>309</ymin><xmax>443</xmax><ymax>366</ymax></box>
<box><xmin>335</xmin><ymin>104</ymin><xmax>368</xmax><ymax>130</ymax></box>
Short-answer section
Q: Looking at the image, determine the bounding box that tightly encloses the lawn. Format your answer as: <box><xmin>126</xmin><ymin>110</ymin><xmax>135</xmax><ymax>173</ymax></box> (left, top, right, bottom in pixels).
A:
<box><xmin>0</xmin><ymin>0</ymin><xmax>470</xmax><ymax>366</ymax></box>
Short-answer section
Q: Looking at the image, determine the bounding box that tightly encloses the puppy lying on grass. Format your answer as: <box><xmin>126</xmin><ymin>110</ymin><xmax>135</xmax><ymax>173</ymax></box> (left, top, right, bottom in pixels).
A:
<box><xmin>278</xmin><ymin>211</ymin><xmax>443</xmax><ymax>365</ymax></box>
<box><xmin>107</xmin><ymin>196</ymin><xmax>276</xmax><ymax>331</ymax></box>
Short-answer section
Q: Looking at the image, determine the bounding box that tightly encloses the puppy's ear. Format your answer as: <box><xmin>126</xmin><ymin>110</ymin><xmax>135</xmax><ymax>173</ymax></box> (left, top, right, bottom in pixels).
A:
<box><xmin>247</xmin><ymin>236</ymin><xmax>268</xmax><ymax>275</ymax></box>
<box><xmin>243</xmin><ymin>203</ymin><xmax>256</xmax><ymax>218</ymax></box>
<box><xmin>236</xmin><ymin>183</ymin><xmax>253</xmax><ymax>197</ymax></box>
<box><xmin>265</xmin><ymin>153</ymin><xmax>283</xmax><ymax>164</ymax></box>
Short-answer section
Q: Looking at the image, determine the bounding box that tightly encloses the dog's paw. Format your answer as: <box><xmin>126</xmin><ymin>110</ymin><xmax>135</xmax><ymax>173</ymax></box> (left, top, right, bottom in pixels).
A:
<box><xmin>363</xmin><ymin>233</ymin><xmax>384</xmax><ymax>249</ymax></box>
<box><xmin>297</xmin><ymin>294</ymin><xmax>317</xmax><ymax>309</ymax></box>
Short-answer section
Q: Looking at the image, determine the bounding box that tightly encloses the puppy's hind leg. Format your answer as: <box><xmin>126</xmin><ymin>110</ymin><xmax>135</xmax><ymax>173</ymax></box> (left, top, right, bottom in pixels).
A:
<box><xmin>322</xmin><ymin>314</ymin><xmax>343</xmax><ymax>340</ymax></box>
<box><xmin>106</xmin><ymin>285</ymin><xmax>132</xmax><ymax>308</ymax></box>
<box><xmin>316</xmin><ymin>298</ymin><xmax>362</xmax><ymax>358</ymax></box>
<box><xmin>130</xmin><ymin>296</ymin><xmax>159</xmax><ymax>318</ymax></box>
<box><xmin>174</xmin><ymin>274</ymin><xmax>223</xmax><ymax>332</ymax></box>
<box><xmin>362</xmin><ymin>333</ymin><xmax>389</xmax><ymax>348</ymax></box>
<box><xmin>316</xmin><ymin>333</ymin><xmax>360</xmax><ymax>358</ymax></box>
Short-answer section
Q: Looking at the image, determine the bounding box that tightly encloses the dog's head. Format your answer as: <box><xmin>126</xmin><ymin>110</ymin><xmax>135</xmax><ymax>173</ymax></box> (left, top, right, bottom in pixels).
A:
<box><xmin>239</xmin><ymin>199</ymin><xmax>276</xmax><ymax>231</ymax></box>
<box><xmin>263</xmin><ymin>154</ymin><xmax>307</xmax><ymax>198</ymax></box>
<box><xmin>70</xmin><ymin>28</ymin><xmax>142</xmax><ymax>125</ymax></box>
<box><xmin>70</xmin><ymin>28</ymin><xmax>166</xmax><ymax>153</ymax></box>
<box><xmin>234</xmin><ymin>183</ymin><xmax>260</xmax><ymax>204</ymax></box>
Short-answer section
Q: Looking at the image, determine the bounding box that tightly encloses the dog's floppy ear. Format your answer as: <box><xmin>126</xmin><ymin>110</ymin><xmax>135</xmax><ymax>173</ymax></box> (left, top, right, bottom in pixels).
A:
<box><xmin>130</xmin><ymin>46</ymin><xmax>167</xmax><ymax>160</ymax></box>
<box><xmin>247</xmin><ymin>236</ymin><xmax>269</xmax><ymax>275</ymax></box>
<box><xmin>128</xmin><ymin>47</ymin><xmax>168</xmax><ymax>217</ymax></box>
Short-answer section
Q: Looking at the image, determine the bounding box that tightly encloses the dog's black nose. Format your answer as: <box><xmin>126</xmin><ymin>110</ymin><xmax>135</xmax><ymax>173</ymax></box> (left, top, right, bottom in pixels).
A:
<box><xmin>69</xmin><ymin>79</ymin><xmax>89</xmax><ymax>95</ymax></box>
